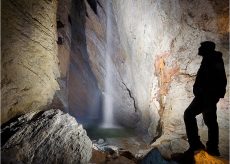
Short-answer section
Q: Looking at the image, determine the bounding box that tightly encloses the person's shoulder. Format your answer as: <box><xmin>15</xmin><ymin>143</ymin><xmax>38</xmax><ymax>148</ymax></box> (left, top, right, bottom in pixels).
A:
<box><xmin>213</xmin><ymin>51</ymin><xmax>225</xmax><ymax>70</ymax></box>
<box><xmin>214</xmin><ymin>51</ymin><xmax>223</xmax><ymax>57</ymax></box>
<box><xmin>212</xmin><ymin>51</ymin><xmax>223</xmax><ymax>62</ymax></box>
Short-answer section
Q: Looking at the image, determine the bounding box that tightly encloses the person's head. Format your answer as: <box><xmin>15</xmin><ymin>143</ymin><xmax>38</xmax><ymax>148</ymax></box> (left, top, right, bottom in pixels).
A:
<box><xmin>198</xmin><ymin>41</ymin><xmax>215</xmax><ymax>57</ymax></box>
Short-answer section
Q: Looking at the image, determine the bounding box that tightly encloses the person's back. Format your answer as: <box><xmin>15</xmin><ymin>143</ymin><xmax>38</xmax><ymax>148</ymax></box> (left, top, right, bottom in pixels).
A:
<box><xmin>193</xmin><ymin>50</ymin><xmax>227</xmax><ymax>98</ymax></box>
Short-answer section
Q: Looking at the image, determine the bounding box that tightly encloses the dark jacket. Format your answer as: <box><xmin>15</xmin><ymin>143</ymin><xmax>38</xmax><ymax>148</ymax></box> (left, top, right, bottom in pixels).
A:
<box><xmin>193</xmin><ymin>51</ymin><xmax>227</xmax><ymax>98</ymax></box>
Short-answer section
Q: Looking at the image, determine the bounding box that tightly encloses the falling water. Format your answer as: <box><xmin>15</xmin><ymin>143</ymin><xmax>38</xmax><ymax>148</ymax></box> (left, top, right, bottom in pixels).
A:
<box><xmin>101</xmin><ymin>0</ymin><xmax>116</xmax><ymax>128</ymax></box>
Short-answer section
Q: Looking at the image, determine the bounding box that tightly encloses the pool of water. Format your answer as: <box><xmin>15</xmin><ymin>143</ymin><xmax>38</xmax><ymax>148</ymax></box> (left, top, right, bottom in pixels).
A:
<box><xmin>86</xmin><ymin>126</ymin><xmax>136</xmax><ymax>139</ymax></box>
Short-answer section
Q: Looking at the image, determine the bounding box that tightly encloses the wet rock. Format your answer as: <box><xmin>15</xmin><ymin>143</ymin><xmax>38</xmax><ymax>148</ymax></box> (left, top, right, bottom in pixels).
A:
<box><xmin>119</xmin><ymin>149</ymin><xmax>136</xmax><ymax>161</ymax></box>
<box><xmin>92</xmin><ymin>139</ymin><xmax>139</xmax><ymax>163</ymax></box>
<box><xmin>93</xmin><ymin>141</ymin><xmax>117</xmax><ymax>154</ymax></box>
<box><xmin>1</xmin><ymin>109</ymin><xmax>92</xmax><ymax>164</ymax></box>
<box><xmin>90</xmin><ymin>148</ymin><xmax>136</xmax><ymax>164</ymax></box>
<box><xmin>65</xmin><ymin>0</ymin><xmax>103</xmax><ymax>126</ymax></box>
<box><xmin>98</xmin><ymin>138</ymin><xmax>105</xmax><ymax>144</ymax></box>
<box><xmin>106</xmin><ymin>156</ymin><xmax>136</xmax><ymax>164</ymax></box>
<box><xmin>90</xmin><ymin>149</ymin><xmax>107</xmax><ymax>163</ymax></box>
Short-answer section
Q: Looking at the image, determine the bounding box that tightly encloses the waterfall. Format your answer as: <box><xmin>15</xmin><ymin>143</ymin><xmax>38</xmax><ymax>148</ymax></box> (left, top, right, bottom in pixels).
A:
<box><xmin>101</xmin><ymin>0</ymin><xmax>116</xmax><ymax>128</ymax></box>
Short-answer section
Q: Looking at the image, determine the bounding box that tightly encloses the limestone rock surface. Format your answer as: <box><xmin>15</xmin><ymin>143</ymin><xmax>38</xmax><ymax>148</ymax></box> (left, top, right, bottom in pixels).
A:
<box><xmin>1</xmin><ymin>109</ymin><xmax>92</xmax><ymax>164</ymax></box>
<box><xmin>59</xmin><ymin>0</ymin><xmax>103</xmax><ymax>126</ymax></box>
<box><xmin>2</xmin><ymin>0</ymin><xmax>60</xmax><ymax>124</ymax></box>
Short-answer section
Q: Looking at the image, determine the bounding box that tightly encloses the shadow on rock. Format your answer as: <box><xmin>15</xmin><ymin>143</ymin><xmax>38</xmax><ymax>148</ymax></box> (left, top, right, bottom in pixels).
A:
<box><xmin>171</xmin><ymin>153</ymin><xmax>194</xmax><ymax>164</ymax></box>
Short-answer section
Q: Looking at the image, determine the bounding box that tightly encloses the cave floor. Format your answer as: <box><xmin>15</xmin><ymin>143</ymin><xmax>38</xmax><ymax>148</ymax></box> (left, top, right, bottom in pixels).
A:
<box><xmin>86</xmin><ymin>127</ymin><xmax>151</xmax><ymax>154</ymax></box>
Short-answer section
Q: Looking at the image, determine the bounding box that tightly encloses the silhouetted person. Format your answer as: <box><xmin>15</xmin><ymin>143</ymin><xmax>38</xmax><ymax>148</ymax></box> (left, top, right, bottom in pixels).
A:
<box><xmin>184</xmin><ymin>41</ymin><xmax>227</xmax><ymax>157</ymax></box>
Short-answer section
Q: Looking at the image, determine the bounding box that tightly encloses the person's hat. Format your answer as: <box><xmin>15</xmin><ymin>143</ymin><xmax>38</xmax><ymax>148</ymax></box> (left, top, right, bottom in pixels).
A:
<box><xmin>200</xmin><ymin>41</ymin><xmax>215</xmax><ymax>51</ymax></box>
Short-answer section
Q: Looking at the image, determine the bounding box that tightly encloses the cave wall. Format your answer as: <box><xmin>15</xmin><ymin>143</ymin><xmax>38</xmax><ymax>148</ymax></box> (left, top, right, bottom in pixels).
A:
<box><xmin>65</xmin><ymin>0</ymin><xmax>229</xmax><ymax>158</ymax></box>
<box><xmin>55</xmin><ymin>0</ymin><xmax>103</xmax><ymax>125</ymax></box>
<box><xmin>2</xmin><ymin>0</ymin><xmax>229</xmax><ymax>158</ymax></box>
<box><xmin>54</xmin><ymin>0</ymin><xmax>71</xmax><ymax>110</ymax></box>
<box><xmin>84</xmin><ymin>0</ymin><xmax>140</xmax><ymax>127</ymax></box>
<box><xmin>1</xmin><ymin>0</ymin><xmax>60</xmax><ymax>124</ymax></box>
<box><xmin>55</xmin><ymin>1</ymin><xmax>229</xmax><ymax>154</ymax></box>
<box><xmin>56</xmin><ymin>0</ymin><xmax>139</xmax><ymax>127</ymax></box>
<box><xmin>112</xmin><ymin>0</ymin><xmax>229</xmax><ymax>158</ymax></box>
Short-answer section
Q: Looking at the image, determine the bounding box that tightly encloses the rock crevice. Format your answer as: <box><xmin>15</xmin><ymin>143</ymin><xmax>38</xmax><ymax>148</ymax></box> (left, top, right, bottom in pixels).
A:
<box><xmin>122</xmin><ymin>82</ymin><xmax>138</xmax><ymax>112</ymax></box>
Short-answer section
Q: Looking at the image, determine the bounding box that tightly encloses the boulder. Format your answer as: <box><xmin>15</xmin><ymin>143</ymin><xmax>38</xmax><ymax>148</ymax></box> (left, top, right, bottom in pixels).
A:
<box><xmin>1</xmin><ymin>109</ymin><xmax>92</xmax><ymax>164</ymax></box>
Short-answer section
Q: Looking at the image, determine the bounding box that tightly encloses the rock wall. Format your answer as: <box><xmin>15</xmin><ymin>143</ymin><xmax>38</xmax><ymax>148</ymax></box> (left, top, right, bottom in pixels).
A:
<box><xmin>56</xmin><ymin>0</ymin><xmax>139</xmax><ymax>127</ymax></box>
<box><xmin>54</xmin><ymin>0</ymin><xmax>72</xmax><ymax>110</ymax></box>
<box><xmin>112</xmin><ymin>0</ymin><xmax>229</xmax><ymax>158</ymax></box>
<box><xmin>2</xmin><ymin>0</ymin><xmax>60</xmax><ymax>124</ymax></box>
<box><xmin>84</xmin><ymin>0</ymin><xmax>140</xmax><ymax>127</ymax></box>
<box><xmin>67</xmin><ymin>0</ymin><xmax>102</xmax><ymax>125</ymax></box>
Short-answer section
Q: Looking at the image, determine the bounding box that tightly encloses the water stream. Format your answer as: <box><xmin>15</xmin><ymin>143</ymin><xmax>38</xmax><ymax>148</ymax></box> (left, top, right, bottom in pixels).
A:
<box><xmin>101</xmin><ymin>0</ymin><xmax>116</xmax><ymax>128</ymax></box>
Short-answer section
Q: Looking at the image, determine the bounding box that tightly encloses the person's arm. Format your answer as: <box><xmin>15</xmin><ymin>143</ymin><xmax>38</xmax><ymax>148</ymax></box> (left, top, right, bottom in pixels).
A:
<box><xmin>216</xmin><ymin>58</ymin><xmax>227</xmax><ymax>98</ymax></box>
<box><xmin>193</xmin><ymin>60</ymin><xmax>206</xmax><ymax>97</ymax></box>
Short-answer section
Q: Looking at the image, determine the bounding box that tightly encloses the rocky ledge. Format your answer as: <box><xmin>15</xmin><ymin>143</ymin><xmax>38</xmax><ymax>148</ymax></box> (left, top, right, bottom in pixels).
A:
<box><xmin>1</xmin><ymin>109</ymin><xmax>92</xmax><ymax>164</ymax></box>
<box><xmin>90</xmin><ymin>139</ymin><xmax>175</xmax><ymax>164</ymax></box>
